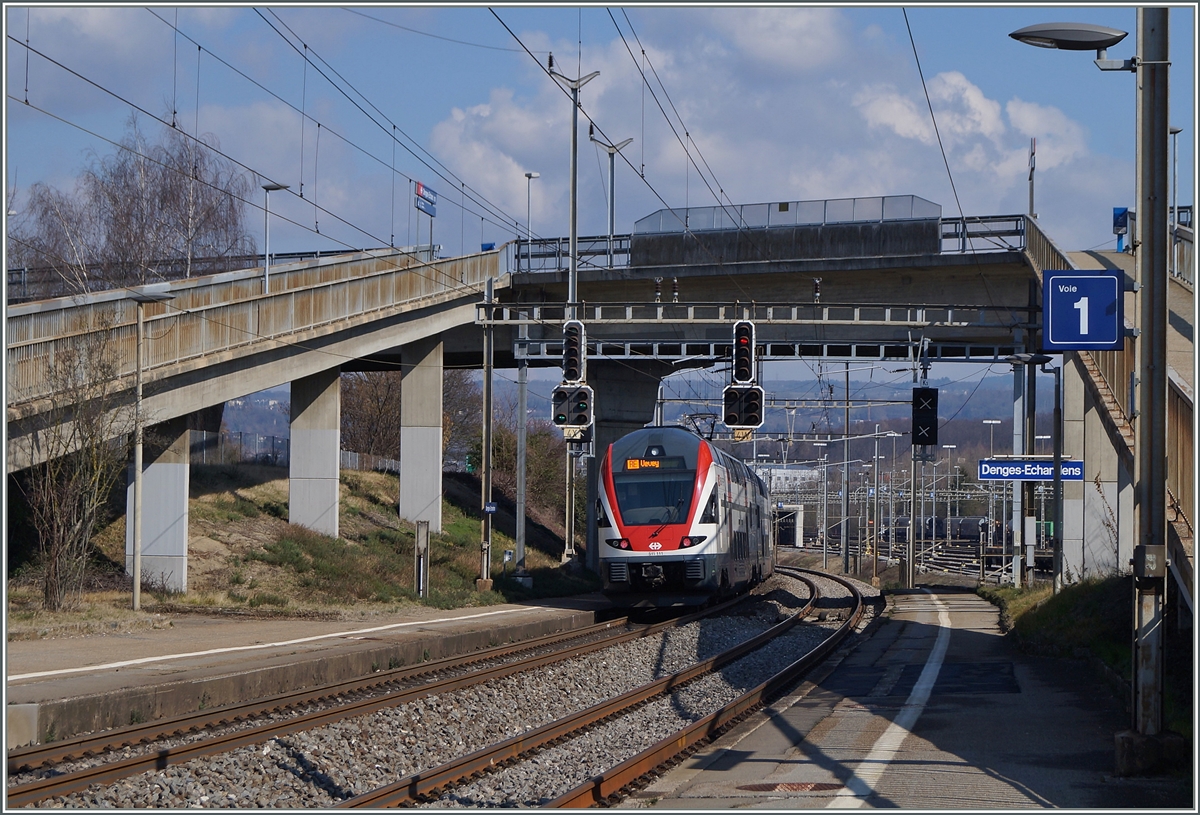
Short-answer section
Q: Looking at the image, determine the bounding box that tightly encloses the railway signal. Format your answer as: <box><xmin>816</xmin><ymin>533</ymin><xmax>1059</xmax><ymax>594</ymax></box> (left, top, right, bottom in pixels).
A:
<box><xmin>912</xmin><ymin>387</ymin><xmax>939</xmax><ymax>446</ymax></box>
<box><xmin>562</xmin><ymin>320</ymin><xmax>586</xmax><ymax>383</ymax></box>
<box><xmin>732</xmin><ymin>320</ymin><xmax>756</xmax><ymax>383</ymax></box>
<box><xmin>552</xmin><ymin>384</ymin><xmax>594</xmax><ymax>429</ymax></box>
<box><xmin>723</xmin><ymin>384</ymin><xmax>764</xmax><ymax>429</ymax></box>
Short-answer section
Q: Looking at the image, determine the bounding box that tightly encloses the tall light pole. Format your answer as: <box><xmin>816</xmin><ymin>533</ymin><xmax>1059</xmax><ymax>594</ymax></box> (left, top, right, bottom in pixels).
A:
<box><xmin>131</xmin><ymin>290</ymin><xmax>175</xmax><ymax>611</ymax></box>
<box><xmin>983</xmin><ymin>419</ymin><xmax>1002</xmax><ymax>566</ymax></box>
<box><xmin>549</xmin><ymin>58</ymin><xmax>599</xmax><ymax>317</ymax></box>
<box><xmin>942</xmin><ymin>444</ymin><xmax>957</xmax><ymax>546</ymax></box>
<box><xmin>262</xmin><ymin>183</ymin><xmax>289</xmax><ymax>294</ymax></box>
<box><xmin>1011</xmin><ymin>11</ymin><xmax>1170</xmax><ymax>738</ymax></box>
<box><xmin>589</xmin><ymin>126</ymin><xmax>633</xmax><ymax>268</ymax></box>
<box><xmin>813</xmin><ymin>440</ymin><xmax>828</xmax><ymax>569</ymax></box>
<box><xmin>528</xmin><ymin>172</ymin><xmax>542</xmax><ymax>258</ymax></box>
<box><xmin>1170</xmin><ymin>125</ymin><xmax>1182</xmax><ymax>278</ymax></box>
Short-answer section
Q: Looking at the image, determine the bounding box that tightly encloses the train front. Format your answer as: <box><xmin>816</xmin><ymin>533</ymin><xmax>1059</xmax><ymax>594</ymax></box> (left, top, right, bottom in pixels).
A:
<box><xmin>597</xmin><ymin>427</ymin><xmax>722</xmax><ymax>607</ymax></box>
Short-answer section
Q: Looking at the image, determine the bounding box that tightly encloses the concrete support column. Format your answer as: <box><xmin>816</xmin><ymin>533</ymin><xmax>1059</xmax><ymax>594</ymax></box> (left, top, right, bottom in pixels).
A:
<box><xmin>290</xmin><ymin>368</ymin><xmax>341</xmax><ymax>537</ymax></box>
<box><xmin>583</xmin><ymin>360</ymin><xmax>673</xmax><ymax>574</ymax></box>
<box><xmin>1062</xmin><ymin>353</ymin><xmax>1086</xmax><ymax>582</ymax></box>
<box><xmin>126</xmin><ymin>416</ymin><xmax>190</xmax><ymax>593</ymax></box>
<box><xmin>399</xmin><ymin>337</ymin><xmax>445</xmax><ymax>532</ymax></box>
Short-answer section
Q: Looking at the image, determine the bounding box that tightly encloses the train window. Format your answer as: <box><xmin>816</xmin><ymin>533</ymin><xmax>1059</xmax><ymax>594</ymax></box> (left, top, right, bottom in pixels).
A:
<box><xmin>611</xmin><ymin>472</ymin><xmax>696</xmax><ymax>526</ymax></box>
<box><xmin>700</xmin><ymin>492</ymin><xmax>719</xmax><ymax>524</ymax></box>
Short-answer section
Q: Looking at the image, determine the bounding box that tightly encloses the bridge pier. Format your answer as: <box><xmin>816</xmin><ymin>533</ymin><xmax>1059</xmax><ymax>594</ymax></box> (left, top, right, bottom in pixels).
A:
<box><xmin>123</xmin><ymin>407</ymin><xmax>222</xmax><ymax>594</ymax></box>
<box><xmin>399</xmin><ymin>337</ymin><xmax>444</xmax><ymax>533</ymax></box>
<box><xmin>290</xmin><ymin>369</ymin><xmax>341</xmax><ymax>538</ymax></box>
<box><xmin>583</xmin><ymin>361</ymin><xmax>672</xmax><ymax>574</ymax></box>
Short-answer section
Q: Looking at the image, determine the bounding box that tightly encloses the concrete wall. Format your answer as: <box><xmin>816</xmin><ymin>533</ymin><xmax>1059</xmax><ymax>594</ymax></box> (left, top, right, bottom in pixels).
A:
<box><xmin>630</xmin><ymin>220</ymin><xmax>942</xmax><ymax>267</ymax></box>
<box><xmin>399</xmin><ymin>337</ymin><xmax>444</xmax><ymax>532</ymax></box>
<box><xmin>289</xmin><ymin>369</ymin><xmax>341</xmax><ymax>538</ymax></box>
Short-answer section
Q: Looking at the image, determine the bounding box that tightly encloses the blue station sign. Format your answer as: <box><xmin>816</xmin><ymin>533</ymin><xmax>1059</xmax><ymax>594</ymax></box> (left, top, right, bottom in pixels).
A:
<box><xmin>1043</xmin><ymin>272</ymin><xmax>1123</xmax><ymax>351</ymax></box>
<box><xmin>415</xmin><ymin>197</ymin><xmax>436</xmax><ymax>218</ymax></box>
<box><xmin>978</xmin><ymin>459</ymin><xmax>1084</xmax><ymax>481</ymax></box>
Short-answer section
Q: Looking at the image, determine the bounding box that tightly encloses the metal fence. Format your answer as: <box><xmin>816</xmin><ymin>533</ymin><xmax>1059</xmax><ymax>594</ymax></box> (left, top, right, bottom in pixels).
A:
<box><xmin>632</xmin><ymin>195</ymin><xmax>942</xmax><ymax>234</ymax></box>
<box><xmin>188</xmin><ymin>429</ymin><xmax>400</xmax><ymax>475</ymax></box>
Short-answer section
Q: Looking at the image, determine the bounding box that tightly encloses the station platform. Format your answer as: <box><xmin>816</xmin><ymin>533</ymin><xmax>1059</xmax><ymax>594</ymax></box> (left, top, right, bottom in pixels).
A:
<box><xmin>5</xmin><ymin>595</ymin><xmax>611</xmax><ymax>748</ymax></box>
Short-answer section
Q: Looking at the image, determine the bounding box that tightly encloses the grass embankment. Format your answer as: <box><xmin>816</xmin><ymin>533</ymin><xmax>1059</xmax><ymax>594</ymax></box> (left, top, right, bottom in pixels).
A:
<box><xmin>978</xmin><ymin>578</ymin><xmax>1192</xmax><ymax>740</ymax></box>
<box><xmin>7</xmin><ymin>464</ymin><xmax>598</xmax><ymax>640</ymax></box>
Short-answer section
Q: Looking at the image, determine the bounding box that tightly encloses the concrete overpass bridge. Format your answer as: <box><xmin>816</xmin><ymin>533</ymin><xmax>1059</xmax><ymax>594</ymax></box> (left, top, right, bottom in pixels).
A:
<box><xmin>5</xmin><ymin>195</ymin><xmax>1192</xmax><ymax>611</ymax></box>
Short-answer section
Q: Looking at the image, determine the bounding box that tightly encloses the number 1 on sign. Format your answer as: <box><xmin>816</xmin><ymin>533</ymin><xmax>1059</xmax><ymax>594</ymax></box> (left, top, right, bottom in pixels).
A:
<box><xmin>1073</xmin><ymin>296</ymin><xmax>1089</xmax><ymax>335</ymax></box>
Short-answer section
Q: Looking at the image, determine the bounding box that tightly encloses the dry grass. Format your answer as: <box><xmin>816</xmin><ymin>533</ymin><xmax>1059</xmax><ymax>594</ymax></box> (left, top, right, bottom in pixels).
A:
<box><xmin>8</xmin><ymin>464</ymin><xmax>597</xmax><ymax>641</ymax></box>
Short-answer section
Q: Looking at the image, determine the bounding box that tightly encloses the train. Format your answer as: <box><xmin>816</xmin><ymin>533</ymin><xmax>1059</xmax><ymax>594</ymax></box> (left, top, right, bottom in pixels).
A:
<box><xmin>597</xmin><ymin>426</ymin><xmax>775</xmax><ymax>607</ymax></box>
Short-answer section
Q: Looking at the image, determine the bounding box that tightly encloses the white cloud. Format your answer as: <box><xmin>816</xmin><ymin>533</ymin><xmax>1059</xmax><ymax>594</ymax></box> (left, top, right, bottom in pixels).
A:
<box><xmin>853</xmin><ymin>85</ymin><xmax>935</xmax><ymax>144</ymax></box>
<box><xmin>712</xmin><ymin>8</ymin><xmax>849</xmax><ymax>72</ymax></box>
<box><xmin>1005</xmin><ymin>97</ymin><xmax>1088</xmax><ymax>169</ymax></box>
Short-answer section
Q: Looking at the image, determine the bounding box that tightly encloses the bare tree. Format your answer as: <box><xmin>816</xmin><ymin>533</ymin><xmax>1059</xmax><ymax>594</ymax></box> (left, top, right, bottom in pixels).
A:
<box><xmin>443</xmin><ymin>368</ymin><xmax>481</xmax><ymax>466</ymax></box>
<box><xmin>18</xmin><ymin>312</ymin><xmax>134</xmax><ymax>610</ymax></box>
<box><xmin>340</xmin><ymin>371</ymin><xmax>403</xmax><ymax>458</ymax></box>
<box><xmin>9</xmin><ymin>115</ymin><xmax>254</xmax><ymax>299</ymax></box>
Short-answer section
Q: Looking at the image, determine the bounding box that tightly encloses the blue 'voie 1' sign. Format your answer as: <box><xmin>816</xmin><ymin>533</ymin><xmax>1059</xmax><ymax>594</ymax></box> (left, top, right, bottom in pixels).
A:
<box><xmin>1043</xmin><ymin>272</ymin><xmax>1123</xmax><ymax>351</ymax></box>
<box><xmin>415</xmin><ymin>197</ymin><xmax>436</xmax><ymax>218</ymax></box>
<box><xmin>978</xmin><ymin>459</ymin><xmax>1084</xmax><ymax>481</ymax></box>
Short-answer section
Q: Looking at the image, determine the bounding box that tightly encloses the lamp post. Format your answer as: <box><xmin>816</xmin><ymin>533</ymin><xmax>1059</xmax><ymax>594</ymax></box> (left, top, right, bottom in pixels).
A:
<box><xmin>983</xmin><ymin>419</ymin><xmax>1001</xmax><ymax>575</ymax></box>
<box><xmin>942</xmin><ymin>444</ymin><xmax>957</xmax><ymax>546</ymax></box>
<box><xmin>130</xmin><ymin>290</ymin><xmax>175</xmax><ymax>610</ymax></box>
<box><xmin>1170</xmin><ymin>125</ymin><xmax>1182</xmax><ymax>278</ymax></box>
<box><xmin>813</xmin><ymin>441</ymin><xmax>828</xmax><ymax>568</ymax></box>
<box><xmin>549</xmin><ymin>59</ymin><xmax>599</xmax><ymax>317</ymax></box>
<box><xmin>262</xmin><ymin>183</ymin><xmax>289</xmax><ymax>294</ymax></box>
<box><xmin>528</xmin><ymin>171</ymin><xmax>542</xmax><ymax>254</ymax></box>
<box><xmin>589</xmin><ymin>126</ymin><xmax>633</xmax><ymax>268</ymax></box>
<box><xmin>1013</xmin><ymin>7</ymin><xmax>1172</xmax><ymax>746</ymax></box>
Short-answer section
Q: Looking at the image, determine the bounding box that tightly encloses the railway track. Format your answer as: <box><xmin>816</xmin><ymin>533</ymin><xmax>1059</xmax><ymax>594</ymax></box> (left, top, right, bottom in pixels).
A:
<box><xmin>340</xmin><ymin>567</ymin><xmax>863</xmax><ymax>809</ymax></box>
<box><xmin>6</xmin><ymin>589</ymin><xmax>779</xmax><ymax>808</ymax></box>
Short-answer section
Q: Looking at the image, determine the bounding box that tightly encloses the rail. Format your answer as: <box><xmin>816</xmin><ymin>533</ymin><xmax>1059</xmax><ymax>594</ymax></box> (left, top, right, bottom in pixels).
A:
<box><xmin>6</xmin><ymin>249</ymin><xmax>499</xmax><ymax>408</ymax></box>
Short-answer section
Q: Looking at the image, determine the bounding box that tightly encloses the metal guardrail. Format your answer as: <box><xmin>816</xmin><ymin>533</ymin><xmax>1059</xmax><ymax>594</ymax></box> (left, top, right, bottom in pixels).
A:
<box><xmin>632</xmin><ymin>195</ymin><xmax>942</xmax><ymax>233</ymax></box>
<box><xmin>512</xmin><ymin>214</ymin><xmax>1028</xmax><ymax>275</ymax></box>
<box><xmin>1174</xmin><ymin>225</ymin><xmax>1194</xmax><ymax>286</ymax></box>
<box><xmin>7</xmin><ymin>249</ymin><xmax>498</xmax><ymax>408</ymax></box>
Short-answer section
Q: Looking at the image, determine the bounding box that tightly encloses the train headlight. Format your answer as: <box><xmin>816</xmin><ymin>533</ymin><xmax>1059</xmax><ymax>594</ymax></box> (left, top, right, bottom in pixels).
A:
<box><xmin>679</xmin><ymin>535</ymin><xmax>706</xmax><ymax>548</ymax></box>
<box><xmin>606</xmin><ymin>538</ymin><xmax>631</xmax><ymax>549</ymax></box>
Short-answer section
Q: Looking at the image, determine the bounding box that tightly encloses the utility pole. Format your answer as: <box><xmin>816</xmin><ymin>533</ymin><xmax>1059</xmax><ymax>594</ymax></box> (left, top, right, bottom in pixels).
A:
<box><xmin>842</xmin><ymin>362</ymin><xmax>850</xmax><ymax>575</ymax></box>
<box><xmin>589</xmin><ymin>126</ymin><xmax>632</xmax><ymax>268</ymax></box>
<box><xmin>477</xmin><ymin>278</ymin><xmax>495</xmax><ymax>591</ymax></box>
<box><xmin>549</xmin><ymin>57</ymin><xmax>598</xmax><ymax>318</ymax></box>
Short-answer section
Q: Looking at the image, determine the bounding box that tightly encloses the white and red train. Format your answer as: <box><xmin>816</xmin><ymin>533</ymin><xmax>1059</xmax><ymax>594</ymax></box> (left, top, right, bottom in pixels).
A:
<box><xmin>597</xmin><ymin>426</ymin><xmax>775</xmax><ymax>607</ymax></box>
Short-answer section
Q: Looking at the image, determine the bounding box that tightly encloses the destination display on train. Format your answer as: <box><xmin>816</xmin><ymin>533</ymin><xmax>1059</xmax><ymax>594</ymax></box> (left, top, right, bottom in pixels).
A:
<box><xmin>624</xmin><ymin>457</ymin><xmax>687</xmax><ymax>471</ymax></box>
<box><xmin>977</xmin><ymin>459</ymin><xmax>1084</xmax><ymax>481</ymax></box>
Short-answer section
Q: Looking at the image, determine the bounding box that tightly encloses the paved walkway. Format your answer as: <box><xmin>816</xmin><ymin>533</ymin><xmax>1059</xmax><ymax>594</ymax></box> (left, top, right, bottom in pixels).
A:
<box><xmin>633</xmin><ymin>589</ymin><xmax>1191</xmax><ymax>809</ymax></box>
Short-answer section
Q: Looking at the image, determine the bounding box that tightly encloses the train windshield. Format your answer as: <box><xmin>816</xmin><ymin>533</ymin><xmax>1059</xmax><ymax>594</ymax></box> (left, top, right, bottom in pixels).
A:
<box><xmin>612</xmin><ymin>472</ymin><xmax>695</xmax><ymax>526</ymax></box>
<box><xmin>607</xmin><ymin>427</ymin><xmax>703</xmax><ymax>526</ymax></box>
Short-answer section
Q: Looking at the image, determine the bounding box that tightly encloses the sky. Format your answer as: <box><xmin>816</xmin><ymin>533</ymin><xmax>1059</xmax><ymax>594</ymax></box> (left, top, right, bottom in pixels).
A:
<box><xmin>4</xmin><ymin>4</ymin><xmax>1195</xmax><ymax>258</ymax></box>
<box><xmin>3</xmin><ymin>4</ymin><xmax>1196</xmax><ymax>415</ymax></box>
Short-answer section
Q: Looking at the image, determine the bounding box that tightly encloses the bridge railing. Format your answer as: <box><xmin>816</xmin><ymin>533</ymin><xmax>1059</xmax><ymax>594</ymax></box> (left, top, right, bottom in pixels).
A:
<box><xmin>512</xmin><ymin>234</ymin><xmax>631</xmax><ymax>273</ymax></box>
<box><xmin>7</xmin><ymin>249</ymin><xmax>497</xmax><ymax>407</ymax></box>
<box><xmin>1174</xmin><ymin>225</ymin><xmax>1194</xmax><ymax>286</ymax></box>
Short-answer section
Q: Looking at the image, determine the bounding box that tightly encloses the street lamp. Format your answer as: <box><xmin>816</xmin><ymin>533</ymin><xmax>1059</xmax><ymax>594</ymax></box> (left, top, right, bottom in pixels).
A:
<box><xmin>1011</xmin><ymin>11</ymin><xmax>1171</xmax><ymax>740</ymax></box>
<box><xmin>942</xmin><ymin>444</ymin><xmax>957</xmax><ymax>544</ymax></box>
<box><xmin>589</xmin><ymin>125</ymin><xmax>633</xmax><ymax>268</ymax></box>
<box><xmin>813</xmin><ymin>441</ymin><xmax>828</xmax><ymax>569</ymax></box>
<box><xmin>983</xmin><ymin>419</ymin><xmax>1002</xmax><ymax>565</ymax></box>
<box><xmin>523</xmin><ymin>171</ymin><xmax>539</xmax><ymax>273</ymax></box>
<box><xmin>262</xmin><ymin>182</ymin><xmax>289</xmax><ymax>294</ymax></box>
<box><xmin>1170</xmin><ymin>125</ymin><xmax>1182</xmax><ymax>278</ymax></box>
<box><xmin>130</xmin><ymin>289</ymin><xmax>176</xmax><ymax>611</ymax></box>
<box><xmin>549</xmin><ymin>57</ymin><xmax>599</xmax><ymax>316</ymax></box>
